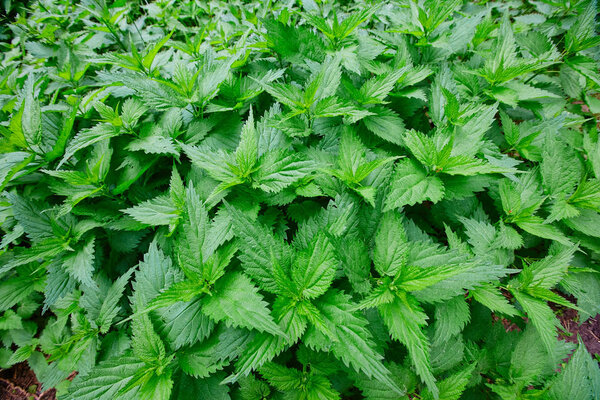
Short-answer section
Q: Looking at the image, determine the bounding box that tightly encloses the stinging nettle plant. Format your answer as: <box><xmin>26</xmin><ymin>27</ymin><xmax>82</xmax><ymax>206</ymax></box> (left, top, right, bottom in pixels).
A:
<box><xmin>0</xmin><ymin>0</ymin><xmax>600</xmax><ymax>399</ymax></box>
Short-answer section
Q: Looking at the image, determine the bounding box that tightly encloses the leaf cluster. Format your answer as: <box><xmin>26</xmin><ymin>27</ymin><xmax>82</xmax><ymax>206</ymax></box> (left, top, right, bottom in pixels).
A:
<box><xmin>1</xmin><ymin>0</ymin><xmax>600</xmax><ymax>399</ymax></box>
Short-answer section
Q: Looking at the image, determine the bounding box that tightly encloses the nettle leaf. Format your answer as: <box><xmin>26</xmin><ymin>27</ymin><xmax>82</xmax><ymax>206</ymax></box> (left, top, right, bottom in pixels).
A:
<box><xmin>225</xmin><ymin>202</ymin><xmax>292</xmax><ymax>293</ymax></box>
<box><xmin>546</xmin><ymin>343</ymin><xmax>600</xmax><ymax>400</ymax></box>
<box><xmin>96</xmin><ymin>268</ymin><xmax>135</xmax><ymax>333</ymax></box>
<box><xmin>385</xmin><ymin>158</ymin><xmax>444</xmax><ymax>210</ymax></box>
<box><xmin>122</xmin><ymin>195</ymin><xmax>179</xmax><ymax>226</ymax></box>
<box><xmin>311</xmin><ymin>290</ymin><xmax>403</xmax><ymax>395</ymax></box>
<box><xmin>380</xmin><ymin>294</ymin><xmax>438</xmax><ymax>398</ymax></box>
<box><xmin>227</xmin><ymin>296</ymin><xmax>308</xmax><ymax>383</ymax></box>
<box><xmin>292</xmin><ymin>233</ymin><xmax>337</xmax><ymax>299</ymax></box>
<box><xmin>60</xmin><ymin>124</ymin><xmax>121</xmax><ymax>167</ymax></box>
<box><xmin>362</xmin><ymin>106</ymin><xmax>405</xmax><ymax>145</ymax></box>
<box><xmin>66</xmin><ymin>356</ymin><xmax>144</xmax><ymax>400</ymax></box>
<box><xmin>235</xmin><ymin>109</ymin><xmax>259</xmax><ymax>176</ymax></box>
<box><xmin>21</xmin><ymin>76</ymin><xmax>42</xmax><ymax>149</ymax></box>
<box><xmin>373</xmin><ymin>212</ymin><xmax>408</xmax><ymax>276</ymax></box>
<box><xmin>178</xmin><ymin>325</ymin><xmax>251</xmax><ymax>378</ymax></box>
<box><xmin>471</xmin><ymin>284</ymin><xmax>518</xmax><ymax>316</ymax></box>
<box><xmin>254</xmin><ymin>149</ymin><xmax>314</xmax><ymax>193</ymax></box>
<box><xmin>512</xmin><ymin>290</ymin><xmax>561</xmax><ymax>355</ymax></box>
<box><xmin>202</xmin><ymin>272</ymin><xmax>285</xmax><ymax>337</ymax></box>
<box><xmin>63</xmin><ymin>236</ymin><xmax>96</xmax><ymax>287</ymax></box>
<box><xmin>540</xmin><ymin>138</ymin><xmax>583</xmax><ymax>196</ymax></box>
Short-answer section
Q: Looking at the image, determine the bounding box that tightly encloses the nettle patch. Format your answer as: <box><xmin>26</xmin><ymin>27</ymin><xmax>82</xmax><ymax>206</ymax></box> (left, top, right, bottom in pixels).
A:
<box><xmin>1</xmin><ymin>0</ymin><xmax>600</xmax><ymax>399</ymax></box>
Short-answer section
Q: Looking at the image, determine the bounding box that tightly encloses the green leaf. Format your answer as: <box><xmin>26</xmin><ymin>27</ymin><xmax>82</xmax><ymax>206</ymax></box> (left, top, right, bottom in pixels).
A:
<box><xmin>440</xmin><ymin>155</ymin><xmax>513</xmax><ymax>176</ymax></box>
<box><xmin>422</xmin><ymin>364</ymin><xmax>475</xmax><ymax>400</ymax></box>
<box><xmin>126</xmin><ymin>134</ymin><xmax>178</xmax><ymax>155</ymax></box>
<box><xmin>333</xmin><ymin>6</ymin><xmax>378</xmax><ymax>39</ymax></box>
<box><xmin>373</xmin><ymin>212</ymin><xmax>408</xmax><ymax>276</ymax></box>
<box><xmin>96</xmin><ymin>268</ymin><xmax>135</xmax><ymax>333</ymax></box>
<box><xmin>60</xmin><ymin>124</ymin><xmax>121</xmax><ymax>167</ymax></box>
<box><xmin>565</xmin><ymin>0</ymin><xmax>600</xmax><ymax>53</ymax></box>
<box><xmin>158</xmin><ymin>297</ymin><xmax>214</xmax><ymax>350</ymax></box>
<box><xmin>512</xmin><ymin>290</ymin><xmax>561</xmax><ymax>355</ymax></box>
<box><xmin>131</xmin><ymin>312</ymin><xmax>166</xmax><ymax>363</ymax></box>
<box><xmin>338</xmin><ymin>238</ymin><xmax>372</xmax><ymax>295</ymax></box>
<box><xmin>254</xmin><ymin>150</ymin><xmax>314</xmax><ymax>193</ymax></box>
<box><xmin>235</xmin><ymin>109</ymin><xmax>258</xmax><ymax>176</ymax></box>
<box><xmin>305</xmin><ymin>56</ymin><xmax>341</xmax><ymax>104</ymax></box>
<box><xmin>1</xmin><ymin>236</ymin><xmax>67</xmax><ymax>274</ymax></box>
<box><xmin>583</xmin><ymin>130</ymin><xmax>600</xmax><ymax>179</ymax></box>
<box><xmin>182</xmin><ymin>144</ymin><xmax>238</xmax><ymax>184</ymax></box>
<box><xmin>21</xmin><ymin>76</ymin><xmax>42</xmax><ymax>148</ymax></box>
<box><xmin>226</xmin><ymin>297</ymin><xmax>308</xmax><ymax>383</ymax></box>
<box><xmin>380</xmin><ymin>294</ymin><xmax>437</xmax><ymax>398</ymax></box>
<box><xmin>179</xmin><ymin>325</ymin><xmax>250</xmax><ymax>378</ymax></box>
<box><xmin>134</xmin><ymin>370</ymin><xmax>174</xmax><ymax>400</ymax></box>
<box><xmin>566</xmin><ymin>56</ymin><xmax>600</xmax><ymax>86</ymax></box>
<box><xmin>259</xmin><ymin>362</ymin><xmax>303</xmax><ymax>391</ymax></box>
<box><xmin>172</xmin><ymin>372</ymin><xmax>231</xmax><ymax>400</ymax></box>
<box><xmin>117</xmin><ymin>72</ymin><xmax>187</xmax><ymax>110</ymax></box>
<box><xmin>353</xmin><ymin>362</ymin><xmax>410</xmax><ymax>400</ymax></box>
<box><xmin>66</xmin><ymin>356</ymin><xmax>143</xmax><ymax>400</ymax></box>
<box><xmin>471</xmin><ymin>283</ymin><xmax>518</xmax><ymax>316</ymax></box>
<box><xmin>384</xmin><ymin>159</ymin><xmax>444</xmax><ymax>210</ymax></box>
<box><xmin>362</xmin><ymin>106</ymin><xmax>405</xmax><ymax>145</ymax></box>
<box><xmin>359</xmin><ymin>70</ymin><xmax>403</xmax><ymax>103</ymax></box>
<box><xmin>398</xmin><ymin>262</ymin><xmax>473</xmax><ymax>292</ymax></box>
<box><xmin>402</xmin><ymin>130</ymin><xmax>438</xmax><ymax>167</ymax></box>
<box><xmin>560</xmin><ymin>271</ymin><xmax>600</xmax><ymax>320</ymax></box>
<box><xmin>292</xmin><ymin>233</ymin><xmax>337</xmax><ymax>299</ymax></box>
<box><xmin>546</xmin><ymin>344</ymin><xmax>599</xmax><ymax>400</ymax></box>
<box><xmin>312</xmin><ymin>96</ymin><xmax>371</xmax><ymax>121</ymax></box>
<box><xmin>570</xmin><ymin>179</ymin><xmax>600</xmax><ymax>211</ymax></box>
<box><xmin>147</xmin><ymin>280</ymin><xmax>206</xmax><ymax>310</ymax></box>
<box><xmin>522</xmin><ymin>244</ymin><xmax>577</xmax><ymax>289</ymax></box>
<box><xmin>132</xmin><ymin>241</ymin><xmax>178</xmax><ymax>309</ymax></box>
<box><xmin>122</xmin><ymin>195</ymin><xmax>179</xmax><ymax>226</ymax></box>
<box><xmin>176</xmin><ymin>184</ymin><xmax>209</xmax><ymax>277</ymax></box>
<box><xmin>202</xmin><ymin>272</ymin><xmax>285</xmax><ymax>337</ymax></box>
<box><xmin>432</xmin><ymin>296</ymin><xmax>470</xmax><ymax>343</ymax></box>
<box><xmin>316</xmin><ymin>290</ymin><xmax>402</xmax><ymax>394</ymax></box>
<box><xmin>226</xmin><ymin>202</ymin><xmax>291</xmax><ymax>293</ymax></box>
<box><xmin>142</xmin><ymin>29</ymin><xmax>174</xmax><ymax>70</ymax></box>
<box><xmin>541</xmin><ymin>139</ymin><xmax>583</xmax><ymax>196</ymax></box>
<box><xmin>263</xmin><ymin>82</ymin><xmax>305</xmax><ymax>109</ymax></box>
<box><xmin>63</xmin><ymin>237</ymin><xmax>96</xmax><ymax>287</ymax></box>
<box><xmin>514</xmin><ymin>216</ymin><xmax>572</xmax><ymax>245</ymax></box>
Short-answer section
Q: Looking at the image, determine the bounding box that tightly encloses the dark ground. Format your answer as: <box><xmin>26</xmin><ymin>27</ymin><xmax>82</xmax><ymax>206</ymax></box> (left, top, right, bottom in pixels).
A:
<box><xmin>559</xmin><ymin>311</ymin><xmax>600</xmax><ymax>355</ymax></box>
<box><xmin>0</xmin><ymin>362</ymin><xmax>56</xmax><ymax>400</ymax></box>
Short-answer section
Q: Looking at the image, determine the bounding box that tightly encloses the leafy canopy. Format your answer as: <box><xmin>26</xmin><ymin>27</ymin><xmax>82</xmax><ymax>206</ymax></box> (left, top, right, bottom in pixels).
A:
<box><xmin>1</xmin><ymin>0</ymin><xmax>600</xmax><ymax>399</ymax></box>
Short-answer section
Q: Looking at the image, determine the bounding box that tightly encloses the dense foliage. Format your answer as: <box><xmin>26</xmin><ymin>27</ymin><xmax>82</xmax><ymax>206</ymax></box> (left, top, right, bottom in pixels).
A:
<box><xmin>1</xmin><ymin>0</ymin><xmax>600</xmax><ymax>399</ymax></box>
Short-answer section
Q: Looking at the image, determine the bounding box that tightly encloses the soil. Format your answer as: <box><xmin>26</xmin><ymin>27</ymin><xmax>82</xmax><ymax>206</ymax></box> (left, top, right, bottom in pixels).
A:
<box><xmin>0</xmin><ymin>362</ymin><xmax>56</xmax><ymax>400</ymax></box>
<box><xmin>558</xmin><ymin>310</ymin><xmax>600</xmax><ymax>356</ymax></box>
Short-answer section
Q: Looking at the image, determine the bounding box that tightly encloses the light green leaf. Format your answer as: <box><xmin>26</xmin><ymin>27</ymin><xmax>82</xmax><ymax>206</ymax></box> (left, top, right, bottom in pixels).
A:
<box><xmin>122</xmin><ymin>195</ymin><xmax>179</xmax><ymax>226</ymax></box>
<box><xmin>512</xmin><ymin>290</ymin><xmax>560</xmax><ymax>355</ymax></box>
<box><xmin>66</xmin><ymin>356</ymin><xmax>143</xmax><ymax>400</ymax></box>
<box><xmin>292</xmin><ymin>233</ymin><xmax>337</xmax><ymax>299</ymax></box>
<box><xmin>63</xmin><ymin>237</ymin><xmax>96</xmax><ymax>287</ymax></box>
<box><xmin>385</xmin><ymin>159</ymin><xmax>444</xmax><ymax>210</ymax></box>
<box><xmin>362</xmin><ymin>106</ymin><xmax>405</xmax><ymax>145</ymax></box>
<box><xmin>373</xmin><ymin>212</ymin><xmax>408</xmax><ymax>276</ymax></box>
<box><xmin>202</xmin><ymin>272</ymin><xmax>285</xmax><ymax>337</ymax></box>
<box><xmin>380</xmin><ymin>294</ymin><xmax>437</xmax><ymax>398</ymax></box>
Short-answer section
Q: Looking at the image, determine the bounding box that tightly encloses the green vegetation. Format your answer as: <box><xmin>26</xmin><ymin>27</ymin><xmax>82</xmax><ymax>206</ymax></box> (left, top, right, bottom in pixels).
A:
<box><xmin>1</xmin><ymin>0</ymin><xmax>600</xmax><ymax>399</ymax></box>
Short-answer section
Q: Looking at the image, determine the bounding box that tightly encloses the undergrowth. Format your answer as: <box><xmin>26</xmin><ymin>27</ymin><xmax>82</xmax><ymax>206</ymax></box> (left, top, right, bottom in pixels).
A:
<box><xmin>1</xmin><ymin>0</ymin><xmax>600</xmax><ymax>399</ymax></box>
